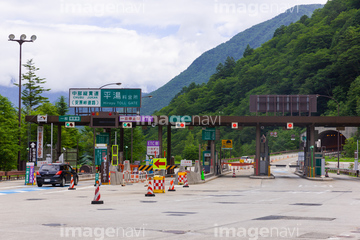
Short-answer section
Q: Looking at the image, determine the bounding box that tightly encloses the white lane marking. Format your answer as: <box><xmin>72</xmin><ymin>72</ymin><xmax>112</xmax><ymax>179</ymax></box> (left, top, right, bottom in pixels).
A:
<box><xmin>175</xmin><ymin>196</ymin><xmax>213</xmax><ymax>202</ymax></box>
<box><xmin>0</xmin><ymin>185</ymin><xmax>29</xmax><ymax>190</ymax></box>
<box><xmin>40</xmin><ymin>185</ymin><xmax>94</xmax><ymax>194</ymax></box>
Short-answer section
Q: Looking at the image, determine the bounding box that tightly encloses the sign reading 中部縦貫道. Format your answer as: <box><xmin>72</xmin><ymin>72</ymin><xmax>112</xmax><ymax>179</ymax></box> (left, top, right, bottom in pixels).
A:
<box><xmin>69</xmin><ymin>89</ymin><xmax>101</xmax><ymax>107</ymax></box>
<box><xmin>69</xmin><ymin>88</ymin><xmax>141</xmax><ymax>108</ymax></box>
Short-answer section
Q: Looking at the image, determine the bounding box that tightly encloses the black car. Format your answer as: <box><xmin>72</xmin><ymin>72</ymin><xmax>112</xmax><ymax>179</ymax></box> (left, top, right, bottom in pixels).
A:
<box><xmin>36</xmin><ymin>163</ymin><xmax>78</xmax><ymax>187</ymax></box>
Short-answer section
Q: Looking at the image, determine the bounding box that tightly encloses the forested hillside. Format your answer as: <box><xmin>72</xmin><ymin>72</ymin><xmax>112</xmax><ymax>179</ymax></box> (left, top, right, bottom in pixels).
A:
<box><xmin>145</xmin><ymin>0</ymin><xmax>360</xmax><ymax>159</ymax></box>
<box><xmin>141</xmin><ymin>4</ymin><xmax>323</xmax><ymax>115</ymax></box>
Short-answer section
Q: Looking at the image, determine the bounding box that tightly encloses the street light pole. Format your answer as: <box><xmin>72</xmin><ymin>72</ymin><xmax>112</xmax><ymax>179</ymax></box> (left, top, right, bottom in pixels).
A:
<box><xmin>8</xmin><ymin>34</ymin><xmax>36</xmax><ymax>170</ymax></box>
<box><xmin>316</xmin><ymin>94</ymin><xmax>340</xmax><ymax>174</ymax></box>
<box><xmin>99</xmin><ymin>82</ymin><xmax>122</xmax><ymax>89</ymax></box>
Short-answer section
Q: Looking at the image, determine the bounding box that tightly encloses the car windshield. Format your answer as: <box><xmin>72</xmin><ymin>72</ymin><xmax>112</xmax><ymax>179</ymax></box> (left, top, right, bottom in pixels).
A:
<box><xmin>40</xmin><ymin>165</ymin><xmax>59</xmax><ymax>172</ymax></box>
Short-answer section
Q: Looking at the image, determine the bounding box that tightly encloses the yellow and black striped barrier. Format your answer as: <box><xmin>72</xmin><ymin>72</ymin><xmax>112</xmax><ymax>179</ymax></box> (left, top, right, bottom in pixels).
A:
<box><xmin>166</xmin><ymin>165</ymin><xmax>178</xmax><ymax>171</ymax></box>
<box><xmin>138</xmin><ymin>165</ymin><xmax>153</xmax><ymax>171</ymax></box>
<box><xmin>138</xmin><ymin>165</ymin><xmax>179</xmax><ymax>171</ymax></box>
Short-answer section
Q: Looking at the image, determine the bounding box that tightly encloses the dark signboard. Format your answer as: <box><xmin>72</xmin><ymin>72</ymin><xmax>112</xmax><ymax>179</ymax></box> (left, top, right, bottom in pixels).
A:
<box><xmin>29</xmin><ymin>142</ymin><xmax>37</xmax><ymax>162</ymax></box>
<box><xmin>249</xmin><ymin>95</ymin><xmax>317</xmax><ymax>115</ymax></box>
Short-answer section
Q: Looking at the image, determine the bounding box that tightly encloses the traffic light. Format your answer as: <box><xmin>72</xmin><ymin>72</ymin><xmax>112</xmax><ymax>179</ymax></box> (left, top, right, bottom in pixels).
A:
<box><xmin>232</xmin><ymin>122</ymin><xmax>238</xmax><ymax>129</ymax></box>
<box><xmin>287</xmin><ymin>122</ymin><xmax>293</xmax><ymax>129</ymax></box>
<box><xmin>122</xmin><ymin>122</ymin><xmax>132</xmax><ymax>128</ymax></box>
<box><xmin>65</xmin><ymin>122</ymin><xmax>75</xmax><ymax>128</ymax></box>
<box><xmin>175</xmin><ymin>122</ymin><xmax>185</xmax><ymax>128</ymax></box>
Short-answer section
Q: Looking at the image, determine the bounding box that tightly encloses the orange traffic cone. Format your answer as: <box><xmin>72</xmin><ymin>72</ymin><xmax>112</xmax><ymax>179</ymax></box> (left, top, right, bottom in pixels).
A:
<box><xmin>145</xmin><ymin>178</ymin><xmax>155</xmax><ymax>197</ymax></box>
<box><xmin>68</xmin><ymin>175</ymin><xmax>76</xmax><ymax>190</ymax></box>
<box><xmin>91</xmin><ymin>184</ymin><xmax>103</xmax><ymax>204</ymax></box>
<box><xmin>168</xmin><ymin>179</ymin><xmax>176</xmax><ymax>191</ymax></box>
<box><xmin>232</xmin><ymin>168</ymin><xmax>236</xmax><ymax>178</ymax></box>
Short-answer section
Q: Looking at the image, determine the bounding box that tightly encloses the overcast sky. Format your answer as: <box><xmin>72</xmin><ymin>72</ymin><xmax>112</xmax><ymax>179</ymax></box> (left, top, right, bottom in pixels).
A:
<box><xmin>0</xmin><ymin>0</ymin><xmax>327</xmax><ymax>93</ymax></box>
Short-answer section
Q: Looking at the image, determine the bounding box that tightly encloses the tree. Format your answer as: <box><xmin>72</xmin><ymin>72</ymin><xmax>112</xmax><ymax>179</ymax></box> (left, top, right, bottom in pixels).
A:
<box><xmin>0</xmin><ymin>95</ymin><xmax>19</xmax><ymax>170</ymax></box>
<box><xmin>15</xmin><ymin>59</ymin><xmax>50</xmax><ymax>113</ymax></box>
<box><xmin>273</xmin><ymin>25</ymin><xmax>286</xmax><ymax>38</ymax></box>
<box><xmin>243</xmin><ymin>44</ymin><xmax>254</xmax><ymax>58</ymax></box>
<box><xmin>55</xmin><ymin>96</ymin><xmax>69</xmax><ymax>115</ymax></box>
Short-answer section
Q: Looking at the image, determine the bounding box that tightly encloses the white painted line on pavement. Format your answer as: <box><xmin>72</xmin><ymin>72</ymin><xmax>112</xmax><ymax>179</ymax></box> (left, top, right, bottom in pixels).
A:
<box><xmin>0</xmin><ymin>185</ymin><xmax>28</xmax><ymax>190</ymax></box>
<box><xmin>175</xmin><ymin>196</ymin><xmax>213</xmax><ymax>202</ymax></box>
<box><xmin>40</xmin><ymin>185</ymin><xmax>94</xmax><ymax>194</ymax></box>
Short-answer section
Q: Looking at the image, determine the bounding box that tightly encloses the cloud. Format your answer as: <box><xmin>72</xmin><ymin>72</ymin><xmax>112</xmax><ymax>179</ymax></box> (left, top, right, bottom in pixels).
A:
<box><xmin>0</xmin><ymin>0</ymin><xmax>327</xmax><ymax>93</ymax></box>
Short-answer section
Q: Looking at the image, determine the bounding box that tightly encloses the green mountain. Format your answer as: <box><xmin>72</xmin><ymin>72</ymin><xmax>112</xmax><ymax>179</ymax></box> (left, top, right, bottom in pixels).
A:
<box><xmin>145</xmin><ymin>0</ymin><xmax>360</xmax><ymax>159</ymax></box>
<box><xmin>141</xmin><ymin>4</ymin><xmax>323</xmax><ymax>115</ymax></box>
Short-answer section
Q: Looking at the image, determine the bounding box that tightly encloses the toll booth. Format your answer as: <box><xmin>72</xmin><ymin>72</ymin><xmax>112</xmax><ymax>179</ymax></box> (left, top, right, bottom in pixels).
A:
<box><xmin>203</xmin><ymin>151</ymin><xmax>211</xmax><ymax>173</ymax></box>
<box><xmin>259</xmin><ymin>135</ymin><xmax>270</xmax><ymax>175</ymax></box>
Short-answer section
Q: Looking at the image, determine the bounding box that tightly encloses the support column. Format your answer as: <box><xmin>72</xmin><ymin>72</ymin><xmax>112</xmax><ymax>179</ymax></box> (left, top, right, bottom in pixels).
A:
<box><xmin>304</xmin><ymin>126</ymin><xmax>311</xmax><ymax>174</ymax></box>
<box><xmin>158</xmin><ymin>126</ymin><xmax>163</xmax><ymax>158</ymax></box>
<box><xmin>57</xmin><ymin>125</ymin><xmax>62</xmax><ymax>161</ymax></box>
<box><xmin>211</xmin><ymin>140</ymin><xmax>215</xmax><ymax>174</ymax></box>
<box><xmin>92</xmin><ymin>127</ymin><xmax>95</xmax><ymax>170</ymax></box>
<box><xmin>167</xmin><ymin>124</ymin><xmax>171</xmax><ymax>164</ymax></box>
<box><xmin>131</xmin><ymin>128</ymin><xmax>133</xmax><ymax>162</ymax></box>
<box><xmin>310</xmin><ymin>124</ymin><xmax>315</xmax><ymax>177</ymax></box>
<box><xmin>255</xmin><ymin>123</ymin><xmax>261</xmax><ymax>176</ymax></box>
<box><xmin>120</xmin><ymin>128</ymin><xmax>124</xmax><ymax>164</ymax></box>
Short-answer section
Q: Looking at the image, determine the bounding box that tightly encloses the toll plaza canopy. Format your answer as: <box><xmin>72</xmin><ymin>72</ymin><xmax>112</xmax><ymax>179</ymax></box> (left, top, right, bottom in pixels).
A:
<box><xmin>25</xmin><ymin>115</ymin><xmax>360</xmax><ymax>127</ymax></box>
<box><xmin>26</xmin><ymin>114</ymin><xmax>360</xmax><ymax>176</ymax></box>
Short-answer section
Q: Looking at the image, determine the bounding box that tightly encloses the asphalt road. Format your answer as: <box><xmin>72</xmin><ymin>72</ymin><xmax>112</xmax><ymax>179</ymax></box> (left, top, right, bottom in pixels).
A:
<box><xmin>1</xmin><ymin>156</ymin><xmax>360</xmax><ymax>240</ymax></box>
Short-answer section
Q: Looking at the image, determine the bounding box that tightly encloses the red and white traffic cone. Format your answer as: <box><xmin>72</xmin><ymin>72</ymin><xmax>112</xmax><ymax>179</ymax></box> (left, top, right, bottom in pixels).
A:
<box><xmin>232</xmin><ymin>168</ymin><xmax>236</xmax><ymax>178</ymax></box>
<box><xmin>145</xmin><ymin>178</ymin><xmax>155</xmax><ymax>197</ymax></box>
<box><xmin>68</xmin><ymin>175</ymin><xmax>76</xmax><ymax>190</ymax></box>
<box><xmin>183</xmin><ymin>175</ymin><xmax>189</xmax><ymax>188</ymax></box>
<box><xmin>168</xmin><ymin>179</ymin><xmax>176</xmax><ymax>191</ymax></box>
<box><xmin>91</xmin><ymin>184</ymin><xmax>103</xmax><ymax>204</ymax></box>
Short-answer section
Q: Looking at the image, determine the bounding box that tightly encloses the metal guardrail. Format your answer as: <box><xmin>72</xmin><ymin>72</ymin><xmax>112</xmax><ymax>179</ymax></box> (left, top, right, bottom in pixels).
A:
<box><xmin>0</xmin><ymin>171</ymin><xmax>26</xmax><ymax>181</ymax></box>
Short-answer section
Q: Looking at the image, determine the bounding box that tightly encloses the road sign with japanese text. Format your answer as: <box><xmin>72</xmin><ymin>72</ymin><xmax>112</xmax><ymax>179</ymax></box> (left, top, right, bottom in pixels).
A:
<box><xmin>101</xmin><ymin>89</ymin><xmax>141</xmax><ymax>108</ymax></box>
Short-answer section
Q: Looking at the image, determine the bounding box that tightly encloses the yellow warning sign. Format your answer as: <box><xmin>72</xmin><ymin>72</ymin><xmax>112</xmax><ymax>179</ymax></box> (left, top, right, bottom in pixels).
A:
<box><xmin>222</xmin><ymin>139</ymin><xmax>233</xmax><ymax>149</ymax></box>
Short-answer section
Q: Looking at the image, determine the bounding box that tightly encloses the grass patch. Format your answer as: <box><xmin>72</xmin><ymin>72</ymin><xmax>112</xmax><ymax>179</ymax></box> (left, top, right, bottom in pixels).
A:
<box><xmin>325</xmin><ymin>156</ymin><xmax>357</xmax><ymax>162</ymax></box>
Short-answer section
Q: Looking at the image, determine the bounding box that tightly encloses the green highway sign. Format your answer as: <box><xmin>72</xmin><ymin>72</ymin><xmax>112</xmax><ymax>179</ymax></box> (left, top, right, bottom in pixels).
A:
<box><xmin>69</xmin><ymin>88</ymin><xmax>141</xmax><ymax>108</ymax></box>
<box><xmin>69</xmin><ymin>89</ymin><xmax>101</xmax><ymax>107</ymax></box>
<box><xmin>101</xmin><ymin>89</ymin><xmax>141</xmax><ymax>108</ymax></box>
<box><xmin>96</xmin><ymin>132</ymin><xmax>110</xmax><ymax>145</ymax></box>
<box><xmin>202</xmin><ymin>128</ymin><xmax>216</xmax><ymax>140</ymax></box>
<box><xmin>59</xmin><ymin>115</ymin><xmax>81</xmax><ymax>122</ymax></box>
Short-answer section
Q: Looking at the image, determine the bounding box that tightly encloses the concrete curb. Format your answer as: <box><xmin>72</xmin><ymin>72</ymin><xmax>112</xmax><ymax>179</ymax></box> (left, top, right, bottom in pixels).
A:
<box><xmin>294</xmin><ymin>171</ymin><xmax>333</xmax><ymax>181</ymax></box>
<box><xmin>249</xmin><ymin>174</ymin><xmax>275</xmax><ymax>179</ymax></box>
<box><xmin>78</xmin><ymin>174</ymin><xmax>95</xmax><ymax>181</ymax></box>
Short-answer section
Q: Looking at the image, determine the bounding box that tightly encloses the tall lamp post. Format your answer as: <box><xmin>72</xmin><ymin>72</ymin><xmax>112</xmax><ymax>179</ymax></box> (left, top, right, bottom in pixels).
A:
<box><xmin>99</xmin><ymin>82</ymin><xmax>122</xmax><ymax>89</ymax></box>
<box><xmin>8</xmin><ymin>34</ymin><xmax>37</xmax><ymax>170</ymax></box>
<box><xmin>90</xmin><ymin>82</ymin><xmax>122</xmax><ymax>168</ymax></box>
<box><xmin>316</xmin><ymin>94</ymin><xmax>340</xmax><ymax>174</ymax></box>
